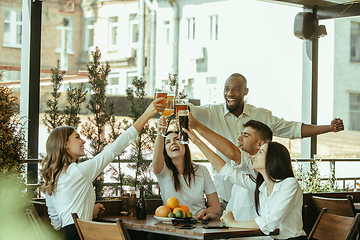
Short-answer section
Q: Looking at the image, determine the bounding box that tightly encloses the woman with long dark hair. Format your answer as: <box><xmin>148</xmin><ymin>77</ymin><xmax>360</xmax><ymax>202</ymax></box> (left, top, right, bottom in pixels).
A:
<box><xmin>153</xmin><ymin>130</ymin><xmax>221</xmax><ymax>219</ymax></box>
<box><xmin>185</xmin><ymin>128</ymin><xmax>306</xmax><ymax>240</ymax></box>
<box><xmin>40</xmin><ymin>98</ymin><xmax>164</xmax><ymax>240</ymax></box>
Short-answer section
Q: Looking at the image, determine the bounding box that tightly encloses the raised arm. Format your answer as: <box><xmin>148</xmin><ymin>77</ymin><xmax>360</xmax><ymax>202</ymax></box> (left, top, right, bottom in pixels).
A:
<box><xmin>133</xmin><ymin>97</ymin><xmax>165</xmax><ymax>133</ymax></box>
<box><xmin>301</xmin><ymin>118</ymin><xmax>344</xmax><ymax>138</ymax></box>
<box><xmin>152</xmin><ymin>117</ymin><xmax>167</xmax><ymax>175</ymax></box>
<box><xmin>183</xmin><ymin>128</ymin><xmax>226</xmax><ymax>173</ymax></box>
<box><xmin>188</xmin><ymin>113</ymin><xmax>241</xmax><ymax>162</ymax></box>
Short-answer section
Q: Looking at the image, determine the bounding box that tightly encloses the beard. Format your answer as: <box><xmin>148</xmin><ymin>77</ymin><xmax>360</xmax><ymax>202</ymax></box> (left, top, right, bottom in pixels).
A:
<box><xmin>226</xmin><ymin>100</ymin><xmax>242</xmax><ymax>113</ymax></box>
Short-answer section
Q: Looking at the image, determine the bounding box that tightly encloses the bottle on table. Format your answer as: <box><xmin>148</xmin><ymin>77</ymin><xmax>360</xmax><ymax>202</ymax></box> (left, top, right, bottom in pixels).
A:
<box><xmin>136</xmin><ymin>186</ymin><xmax>147</xmax><ymax>219</ymax></box>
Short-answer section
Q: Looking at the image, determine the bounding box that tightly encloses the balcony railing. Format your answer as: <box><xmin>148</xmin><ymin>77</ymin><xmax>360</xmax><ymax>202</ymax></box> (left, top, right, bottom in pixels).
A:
<box><xmin>25</xmin><ymin>158</ymin><xmax>360</xmax><ymax>198</ymax></box>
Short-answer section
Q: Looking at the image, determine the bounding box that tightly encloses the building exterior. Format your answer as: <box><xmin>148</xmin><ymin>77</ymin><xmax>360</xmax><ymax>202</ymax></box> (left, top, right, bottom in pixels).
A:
<box><xmin>332</xmin><ymin>17</ymin><xmax>360</xmax><ymax>131</ymax></box>
<box><xmin>1</xmin><ymin>0</ymin><xmax>360</xmax><ymax>132</ymax></box>
<box><xmin>0</xmin><ymin>0</ymin><xmax>84</xmax><ymax>79</ymax></box>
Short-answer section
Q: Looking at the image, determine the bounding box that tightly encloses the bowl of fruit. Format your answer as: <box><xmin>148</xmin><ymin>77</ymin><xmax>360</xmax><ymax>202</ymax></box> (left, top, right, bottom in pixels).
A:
<box><xmin>154</xmin><ymin>197</ymin><xmax>193</xmax><ymax>223</ymax></box>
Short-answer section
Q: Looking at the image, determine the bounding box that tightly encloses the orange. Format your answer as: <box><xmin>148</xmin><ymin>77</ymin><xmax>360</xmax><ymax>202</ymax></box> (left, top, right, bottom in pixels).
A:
<box><xmin>155</xmin><ymin>205</ymin><xmax>172</xmax><ymax>217</ymax></box>
<box><xmin>166</xmin><ymin>197</ymin><xmax>179</xmax><ymax>210</ymax></box>
<box><xmin>179</xmin><ymin>205</ymin><xmax>189</xmax><ymax>213</ymax></box>
<box><xmin>173</xmin><ymin>207</ymin><xmax>185</xmax><ymax>217</ymax></box>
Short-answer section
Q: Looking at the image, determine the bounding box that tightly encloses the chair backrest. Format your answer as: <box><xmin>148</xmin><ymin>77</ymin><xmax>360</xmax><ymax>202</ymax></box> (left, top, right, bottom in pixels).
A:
<box><xmin>26</xmin><ymin>204</ymin><xmax>51</xmax><ymax>240</ymax></box>
<box><xmin>308</xmin><ymin>208</ymin><xmax>360</xmax><ymax>240</ymax></box>
<box><xmin>311</xmin><ymin>195</ymin><xmax>356</xmax><ymax>217</ymax></box>
<box><xmin>71</xmin><ymin>213</ymin><xmax>131</xmax><ymax>240</ymax></box>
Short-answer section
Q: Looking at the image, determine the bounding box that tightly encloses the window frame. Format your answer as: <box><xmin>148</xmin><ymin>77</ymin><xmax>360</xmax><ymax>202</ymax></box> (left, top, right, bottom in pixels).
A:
<box><xmin>187</xmin><ymin>18</ymin><xmax>196</xmax><ymax>40</ymax></box>
<box><xmin>84</xmin><ymin>17</ymin><xmax>95</xmax><ymax>51</ymax></box>
<box><xmin>350</xmin><ymin>21</ymin><xmax>360</xmax><ymax>62</ymax></box>
<box><xmin>3</xmin><ymin>9</ymin><xmax>22</xmax><ymax>48</ymax></box>
<box><xmin>129</xmin><ymin>14</ymin><xmax>139</xmax><ymax>46</ymax></box>
<box><xmin>55</xmin><ymin>17</ymin><xmax>74</xmax><ymax>55</ymax></box>
<box><xmin>209</xmin><ymin>15</ymin><xmax>218</xmax><ymax>41</ymax></box>
<box><xmin>108</xmin><ymin>16</ymin><xmax>118</xmax><ymax>48</ymax></box>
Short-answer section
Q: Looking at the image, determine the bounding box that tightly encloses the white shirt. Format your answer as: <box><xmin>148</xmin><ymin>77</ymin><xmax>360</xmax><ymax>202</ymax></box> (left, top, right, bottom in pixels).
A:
<box><xmin>45</xmin><ymin>126</ymin><xmax>138</xmax><ymax>229</ymax></box>
<box><xmin>156</xmin><ymin>163</ymin><xmax>216</xmax><ymax>214</ymax></box>
<box><xmin>189</xmin><ymin>102</ymin><xmax>302</xmax><ymax>202</ymax></box>
<box><xmin>225</xmin><ymin>151</ymin><xmax>258</xmax><ymax>221</ymax></box>
<box><xmin>219</xmin><ymin>163</ymin><xmax>306</xmax><ymax>239</ymax></box>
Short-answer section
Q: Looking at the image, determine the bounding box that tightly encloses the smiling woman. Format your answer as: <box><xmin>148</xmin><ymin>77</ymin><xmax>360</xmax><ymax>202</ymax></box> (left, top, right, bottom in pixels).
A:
<box><xmin>39</xmin><ymin>98</ymin><xmax>165</xmax><ymax>240</ymax></box>
<box><xmin>152</xmin><ymin>127</ymin><xmax>222</xmax><ymax>220</ymax></box>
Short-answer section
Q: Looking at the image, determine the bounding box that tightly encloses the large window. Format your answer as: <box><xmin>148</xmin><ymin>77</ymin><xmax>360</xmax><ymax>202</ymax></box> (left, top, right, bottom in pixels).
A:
<box><xmin>350</xmin><ymin>21</ymin><xmax>360</xmax><ymax>62</ymax></box>
<box><xmin>3</xmin><ymin>10</ymin><xmax>22</xmax><ymax>48</ymax></box>
<box><xmin>109</xmin><ymin>16</ymin><xmax>118</xmax><ymax>47</ymax></box>
<box><xmin>107</xmin><ymin>72</ymin><xmax>120</xmax><ymax>95</ymax></box>
<box><xmin>187</xmin><ymin>18</ymin><xmax>195</xmax><ymax>40</ymax></box>
<box><xmin>55</xmin><ymin>17</ymin><xmax>74</xmax><ymax>54</ymax></box>
<box><xmin>84</xmin><ymin>18</ymin><xmax>94</xmax><ymax>50</ymax></box>
<box><xmin>126</xmin><ymin>71</ymin><xmax>137</xmax><ymax>87</ymax></box>
<box><xmin>209</xmin><ymin>15</ymin><xmax>218</xmax><ymax>41</ymax></box>
<box><xmin>349</xmin><ymin>93</ymin><xmax>360</xmax><ymax>131</ymax></box>
<box><xmin>129</xmin><ymin>14</ymin><xmax>138</xmax><ymax>44</ymax></box>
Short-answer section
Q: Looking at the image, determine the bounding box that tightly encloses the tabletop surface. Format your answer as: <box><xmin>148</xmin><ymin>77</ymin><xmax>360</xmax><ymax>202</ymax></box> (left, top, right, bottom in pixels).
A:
<box><xmin>96</xmin><ymin>215</ymin><xmax>278</xmax><ymax>240</ymax></box>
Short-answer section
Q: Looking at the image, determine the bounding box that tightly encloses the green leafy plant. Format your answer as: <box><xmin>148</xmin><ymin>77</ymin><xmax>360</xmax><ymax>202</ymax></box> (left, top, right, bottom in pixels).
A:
<box><xmin>80</xmin><ymin>47</ymin><xmax>114</xmax><ymax>199</ymax></box>
<box><xmin>43</xmin><ymin>60</ymin><xmax>87</xmax><ymax>132</ymax></box>
<box><xmin>64</xmin><ymin>82</ymin><xmax>87</xmax><ymax>129</ymax></box>
<box><xmin>293</xmin><ymin>155</ymin><xmax>340</xmax><ymax>193</ymax></box>
<box><xmin>43</xmin><ymin>60</ymin><xmax>65</xmax><ymax>133</ymax></box>
<box><xmin>0</xmin><ymin>84</ymin><xmax>27</xmax><ymax>173</ymax></box>
<box><xmin>122</xmin><ymin>77</ymin><xmax>158</xmax><ymax>198</ymax></box>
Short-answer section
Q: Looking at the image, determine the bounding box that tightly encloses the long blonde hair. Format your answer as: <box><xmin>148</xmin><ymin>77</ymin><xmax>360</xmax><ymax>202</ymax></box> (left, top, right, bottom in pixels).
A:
<box><xmin>40</xmin><ymin>126</ymin><xmax>75</xmax><ymax>195</ymax></box>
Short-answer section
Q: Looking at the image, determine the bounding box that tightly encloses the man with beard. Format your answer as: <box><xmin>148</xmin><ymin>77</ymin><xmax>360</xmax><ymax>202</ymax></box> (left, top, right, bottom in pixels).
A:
<box><xmin>191</xmin><ymin>119</ymin><xmax>273</xmax><ymax>222</ymax></box>
<box><xmin>189</xmin><ymin>73</ymin><xmax>344</xmax><ymax>203</ymax></box>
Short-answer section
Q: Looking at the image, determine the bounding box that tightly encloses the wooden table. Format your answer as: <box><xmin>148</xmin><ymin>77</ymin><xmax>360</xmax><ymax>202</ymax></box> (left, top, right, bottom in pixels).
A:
<box><xmin>96</xmin><ymin>215</ymin><xmax>279</xmax><ymax>240</ymax></box>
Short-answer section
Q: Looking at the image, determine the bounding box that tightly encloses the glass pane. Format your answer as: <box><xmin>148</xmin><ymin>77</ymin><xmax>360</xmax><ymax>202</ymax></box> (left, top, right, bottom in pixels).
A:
<box><xmin>110</xmin><ymin>77</ymin><xmax>119</xmax><ymax>85</ymax></box>
<box><xmin>16</xmin><ymin>11</ymin><xmax>22</xmax><ymax>22</ymax></box>
<box><xmin>132</xmin><ymin>24</ymin><xmax>138</xmax><ymax>43</ymax></box>
<box><xmin>109</xmin><ymin>16</ymin><xmax>117</xmax><ymax>24</ymax></box>
<box><xmin>88</xmin><ymin>28</ymin><xmax>94</xmax><ymax>47</ymax></box>
<box><xmin>111</xmin><ymin>27</ymin><xmax>117</xmax><ymax>45</ymax></box>
<box><xmin>5</xmin><ymin>11</ymin><xmax>10</xmax><ymax>21</ymax></box>
<box><xmin>16</xmin><ymin>25</ymin><xmax>22</xmax><ymax>44</ymax></box>
<box><xmin>4</xmin><ymin>23</ymin><xmax>10</xmax><ymax>44</ymax></box>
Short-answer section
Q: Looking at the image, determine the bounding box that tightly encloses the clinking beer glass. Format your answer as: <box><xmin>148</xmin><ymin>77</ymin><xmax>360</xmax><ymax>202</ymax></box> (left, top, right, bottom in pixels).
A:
<box><xmin>178</xmin><ymin>109</ymin><xmax>189</xmax><ymax>144</ymax></box>
<box><xmin>154</xmin><ymin>88</ymin><xmax>168</xmax><ymax>136</ymax></box>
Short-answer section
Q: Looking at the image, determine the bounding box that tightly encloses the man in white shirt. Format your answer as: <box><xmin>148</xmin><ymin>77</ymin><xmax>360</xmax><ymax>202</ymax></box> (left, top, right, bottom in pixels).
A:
<box><xmin>189</xmin><ymin>73</ymin><xmax>344</xmax><ymax>212</ymax></box>
<box><xmin>192</xmin><ymin>118</ymin><xmax>273</xmax><ymax>221</ymax></box>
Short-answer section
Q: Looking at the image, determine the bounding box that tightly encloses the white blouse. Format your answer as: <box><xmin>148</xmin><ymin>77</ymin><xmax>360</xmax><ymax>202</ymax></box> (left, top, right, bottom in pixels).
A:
<box><xmin>219</xmin><ymin>163</ymin><xmax>306</xmax><ymax>239</ymax></box>
<box><xmin>45</xmin><ymin>126</ymin><xmax>138</xmax><ymax>229</ymax></box>
<box><xmin>156</xmin><ymin>163</ymin><xmax>216</xmax><ymax>214</ymax></box>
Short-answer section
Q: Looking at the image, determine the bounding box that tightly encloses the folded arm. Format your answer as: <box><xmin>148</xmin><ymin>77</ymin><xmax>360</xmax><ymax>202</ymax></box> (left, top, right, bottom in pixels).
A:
<box><xmin>196</xmin><ymin>192</ymin><xmax>222</xmax><ymax>220</ymax></box>
<box><xmin>220</xmin><ymin>210</ymin><xmax>259</xmax><ymax>229</ymax></box>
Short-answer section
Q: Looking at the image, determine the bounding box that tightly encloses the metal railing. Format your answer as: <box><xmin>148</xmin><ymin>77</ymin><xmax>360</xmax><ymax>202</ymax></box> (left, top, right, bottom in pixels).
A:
<box><xmin>25</xmin><ymin>158</ymin><xmax>360</xmax><ymax>197</ymax></box>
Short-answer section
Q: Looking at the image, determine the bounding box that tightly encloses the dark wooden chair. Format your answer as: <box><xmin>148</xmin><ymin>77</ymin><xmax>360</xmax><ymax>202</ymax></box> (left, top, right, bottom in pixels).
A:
<box><xmin>308</xmin><ymin>208</ymin><xmax>360</xmax><ymax>240</ymax></box>
<box><xmin>311</xmin><ymin>195</ymin><xmax>356</xmax><ymax>217</ymax></box>
<box><xmin>71</xmin><ymin>213</ymin><xmax>131</xmax><ymax>240</ymax></box>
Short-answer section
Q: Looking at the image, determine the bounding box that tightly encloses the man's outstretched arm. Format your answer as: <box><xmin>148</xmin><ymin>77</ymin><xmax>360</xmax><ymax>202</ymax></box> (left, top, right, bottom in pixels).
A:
<box><xmin>301</xmin><ymin>118</ymin><xmax>344</xmax><ymax>138</ymax></box>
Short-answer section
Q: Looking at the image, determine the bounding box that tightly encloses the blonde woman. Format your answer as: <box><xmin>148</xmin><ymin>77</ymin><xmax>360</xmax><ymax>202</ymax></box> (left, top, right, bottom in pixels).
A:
<box><xmin>40</xmin><ymin>98</ymin><xmax>164</xmax><ymax>240</ymax></box>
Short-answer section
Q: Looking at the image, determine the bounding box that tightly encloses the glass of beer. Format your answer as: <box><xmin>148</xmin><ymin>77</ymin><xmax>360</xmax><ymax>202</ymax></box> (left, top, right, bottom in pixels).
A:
<box><xmin>175</xmin><ymin>98</ymin><xmax>189</xmax><ymax>114</ymax></box>
<box><xmin>178</xmin><ymin>109</ymin><xmax>189</xmax><ymax>144</ymax></box>
<box><xmin>154</xmin><ymin>88</ymin><xmax>168</xmax><ymax>136</ymax></box>
<box><xmin>159</xmin><ymin>87</ymin><xmax>175</xmax><ymax>136</ymax></box>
